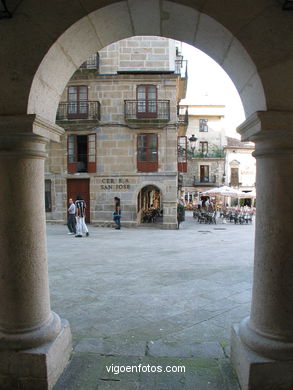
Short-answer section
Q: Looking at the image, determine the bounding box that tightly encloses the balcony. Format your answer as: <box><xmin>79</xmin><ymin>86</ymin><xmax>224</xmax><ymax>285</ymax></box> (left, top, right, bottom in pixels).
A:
<box><xmin>56</xmin><ymin>101</ymin><xmax>101</xmax><ymax>121</ymax></box>
<box><xmin>188</xmin><ymin>150</ymin><xmax>225</xmax><ymax>159</ymax></box>
<box><xmin>79</xmin><ymin>53</ymin><xmax>99</xmax><ymax>70</ymax></box>
<box><xmin>124</xmin><ymin>100</ymin><xmax>170</xmax><ymax>127</ymax></box>
<box><xmin>194</xmin><ymin>175</ymin><xmax>218</xmax><ymax>186</ymax></box>
<box><xmin>175</xmin><ymin>59</ymin><xmax>188</xmax><ymax>79</ymax></box>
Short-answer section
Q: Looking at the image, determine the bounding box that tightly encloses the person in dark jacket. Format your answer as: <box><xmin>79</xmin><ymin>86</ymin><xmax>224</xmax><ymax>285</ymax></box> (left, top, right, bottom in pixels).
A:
<box><xmin>113</xmin><ymin>196</ymin><xmax>121</xmax><ymax>230</ymax></box>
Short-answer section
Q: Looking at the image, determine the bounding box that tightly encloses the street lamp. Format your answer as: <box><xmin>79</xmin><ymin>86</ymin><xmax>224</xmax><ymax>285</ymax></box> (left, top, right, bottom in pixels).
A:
<box><xmin>188</xmin><ymin>134</ymin><xmax>197</xmax><ymax>157</ymax></box>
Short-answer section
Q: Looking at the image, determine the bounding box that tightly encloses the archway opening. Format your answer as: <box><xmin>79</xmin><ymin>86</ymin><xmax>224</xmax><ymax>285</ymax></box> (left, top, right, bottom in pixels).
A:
<box><xmin>137</xmin><ymin>184</ymin><xmax>162</xmax><ymax>224</ymax></box>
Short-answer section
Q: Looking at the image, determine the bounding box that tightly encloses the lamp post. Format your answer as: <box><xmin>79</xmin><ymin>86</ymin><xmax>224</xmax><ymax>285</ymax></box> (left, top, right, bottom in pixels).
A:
<box><xmin>189</xmin><ymin>134</ymin><xmax>197</xmax><ymax>157</ymax></box>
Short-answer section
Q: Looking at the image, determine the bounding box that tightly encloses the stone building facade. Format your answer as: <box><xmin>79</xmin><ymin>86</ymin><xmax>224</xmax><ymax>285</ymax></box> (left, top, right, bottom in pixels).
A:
<box><xmin>178</xmin><ymin>104</ymin><xmax>226</xmax><ymax>203</ymax></box>
<box><xmin>224</xmin><ymin>137</ymin><xmax>256</xmax><ymax>204</ymax></box>
<box><xmin>178</xmin><ymin>104</ymin><xmax>256</xmax><ymax>205</ymax></box>
<box><xmin>45</xmin><ymin>36</ymin><xmax>187</xmax><ymax>229</ymax></box>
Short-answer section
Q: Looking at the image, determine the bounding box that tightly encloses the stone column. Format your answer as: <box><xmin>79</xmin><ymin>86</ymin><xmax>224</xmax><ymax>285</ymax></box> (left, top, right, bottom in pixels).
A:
<box><xmin>0</xmin><ymin>115</ymin><xmax>72</xmax><ymax>390</ymax></box>
<box><xmin>231</xmin><ymin>111</ymin><xmax>293</xmax><ymax>390</ymax></box>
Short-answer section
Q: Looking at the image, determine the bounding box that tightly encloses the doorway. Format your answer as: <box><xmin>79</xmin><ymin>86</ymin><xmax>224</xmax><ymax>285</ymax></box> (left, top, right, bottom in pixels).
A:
<box><xmin>67</xmin><ymin>179</ymin><xmax>90</xmax><ymax>222</ymax></box>
<box><xmin>137</xmin><ymin>185</ymin><xmax>162</xmax><ymax>223</ymax></box>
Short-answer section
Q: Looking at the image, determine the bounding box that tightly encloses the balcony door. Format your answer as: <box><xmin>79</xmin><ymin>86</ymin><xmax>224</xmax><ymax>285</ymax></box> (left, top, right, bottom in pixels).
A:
<box><xmin>200</xmin><ymin>165</ymin><xmax>209</xmax><ymax>183</ymax></box>
<box><xmin>136</xmin><ymin>85</ymin><xmax>157</xmax><ymax>118</ymax></box>
<box><xmin>68</xmin><ymin>85</ymin><xmax>88</xmax><ymax>119</ymax></box>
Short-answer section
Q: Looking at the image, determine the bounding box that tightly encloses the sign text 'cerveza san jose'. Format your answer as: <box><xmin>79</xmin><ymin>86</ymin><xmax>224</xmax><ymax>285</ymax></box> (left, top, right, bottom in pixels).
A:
<box><xmin>100</xmin><ymin>178</ymin><xmax>130</xmax><ymax>191</ymax></box>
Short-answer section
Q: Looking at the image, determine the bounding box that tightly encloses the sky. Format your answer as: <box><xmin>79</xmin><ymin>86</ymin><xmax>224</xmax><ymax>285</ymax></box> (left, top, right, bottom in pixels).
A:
<box><xmin>180</xmin><ymin>42</ymin><xmax>245</xmax><ymax>138</ymax></box>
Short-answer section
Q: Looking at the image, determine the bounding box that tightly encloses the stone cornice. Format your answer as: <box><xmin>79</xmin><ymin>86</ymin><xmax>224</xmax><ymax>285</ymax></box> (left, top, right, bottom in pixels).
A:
<box><xmin>237</xmin><ymin>111</ymin><xmax>293</xmax><ymax>141</ymax></box>
<box><xmin>0</xmin><ymin>114</ymin><xmax>64</xmax><ymax>143</ymax></box>
<box><xmin>237</xmin><ymin>111</ymin><xmax>293</xmax><ymax>157</ymax></box>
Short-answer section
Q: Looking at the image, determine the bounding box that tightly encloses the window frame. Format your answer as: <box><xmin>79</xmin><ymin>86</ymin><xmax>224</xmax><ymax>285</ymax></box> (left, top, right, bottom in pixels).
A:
<box><xmin>177</xmin><ymin>136</ymin><xmax>187</xmax><ymax>173</ymax></box>
<box><xmin>199</xmin><ymin>118</ymin><xmax>208</xmax><ymax>132</ymax></box>
<box><xmin>137</xmin><ymin>133</ymin><xmax>158</xmax><ymax>172</ymax></box>
<box><xmin>230</xmin><ymin>167</ymin><xmax>239</xmax><ymax>184</ymax></box>
<box><xmin>136</xmin><ymin>85</ymin><xmax>158</xmax><ymax>119</ymax></box>
<box><xmin>67</xmin><ymin>85</ymin><xmax>89</xmax><ymax>119</ymax></box>
<box><xmin>199</xmin><ymin>141</ymin><xmax>208</xmax><ymax>155</ymax></box>
<box><xmin>200</xmin><ymin>165</ymin><xmax>210</xmax><ymax>183</ymax></box>
<box><xmin>45</xmin><ymin>180</ymin><xmax>52</xmax><ymax>212</ymax></box>
<box><xmin>67</xmin><ymin>133</ymin><xmax>96</xmax><ymax>174</ymax></box>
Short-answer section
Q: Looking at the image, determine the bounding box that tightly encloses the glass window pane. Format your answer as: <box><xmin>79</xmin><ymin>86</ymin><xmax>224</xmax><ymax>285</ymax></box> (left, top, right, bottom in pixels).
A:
<box><xmin>148</xmin><ymin>101</ymin><xmax>157</xmax><ymax>112</ymax></box>
<box><xmin>137</xmin><ymin>101</ymin><xmax>146</xmax><ymax>113</ymax></box>
<box><xmin>68</xmin><ymin>135</ymin><xmax>75</xmax><ymax>163</ymax></box>
<box><xmin>137</xmin><ymin>86</ymin><xmax>146</xmax><ymax>100</ymax></box>
<box><xmin>79</xmin><ymin>86</ymin><xmax>87</xmax><ymax>100</ymax></box>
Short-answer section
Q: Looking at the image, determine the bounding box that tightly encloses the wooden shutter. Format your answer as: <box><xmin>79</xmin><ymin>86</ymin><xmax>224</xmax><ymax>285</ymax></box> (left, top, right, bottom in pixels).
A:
<box><xmin>67</xmin><ymin>135</ymin><xmax>77</xmax><ymax>173</ymax></box>
<box><xmin>178</xmin><ymin>136</ymin><xmax>187</xmax><ymax>173</ymax></box>
<box><xmin>87</xmin><ymin>133</ymin><xmax>96</xmax><ymax>173</ymax></box>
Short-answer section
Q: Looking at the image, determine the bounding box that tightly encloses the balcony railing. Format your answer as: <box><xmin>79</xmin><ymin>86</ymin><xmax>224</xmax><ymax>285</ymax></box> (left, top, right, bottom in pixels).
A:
<box><xmin>124</xmin><ymin>100</ymin><xmax>170</xmax><ymax>122</ymax></box>
<box><xmin>175</xmin><ymin>59</ymin><xmax>188</xmax><ymax>78</ymax></box>
<box><xmin>194</xmin><ymin>175</ymin><xmax>217</xmax><ymax>186</ymax></box>
<box><xmin>178</xmin><ymin>107</ymin><xmax>189</xmax><ymax>125</ymax></box>
<box><xmin>79</xmin><ymin>53</ymin><xmax>99</xmax><ymax>70</ymax></box>
<box><xmin>188</xmin><ymin>150</ymin><xmax>225</xmax><ymax>158</ymax></box>
<box><xmin>56</xmin><ymin>101</ymin><xmax>101</xmax><ymax>121</ymax></box>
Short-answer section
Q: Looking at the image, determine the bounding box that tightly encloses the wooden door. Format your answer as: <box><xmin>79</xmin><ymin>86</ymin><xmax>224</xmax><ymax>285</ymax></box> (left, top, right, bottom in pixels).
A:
<box><xmin>67</xmin><ymin>179</ymin><xmax>90</xmax><ymax>222</ymax></box>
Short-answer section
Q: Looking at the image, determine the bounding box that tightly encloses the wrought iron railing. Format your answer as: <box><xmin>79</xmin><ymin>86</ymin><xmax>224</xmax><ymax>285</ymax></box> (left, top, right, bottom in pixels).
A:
<box><xmin>178</xmin><ymin>107</ymin><xmax>189</xmax><ymax>125</ymax></box>
<box><xmin>187</xmin><ymin>149</ymin><xmax>225</xmax><ymax>158</ymax></box>
<box><xmin>80</xmin><ymin>53</ymin><xmax>99</xmax><ymax>70</ymax></box>
<box><xmin>124</xmin><ymin>100</ymin><xmax>170</xmax><ymax>121</ymax></box>
<box><xmin>175</xmin><ymin>59</ymin><xmax>188</xmax><ymax>78</ymax></box>
<box><xmin>56</xmin><ymin>101</ymin><xmax>100</xmax><ymax>121</ymax></box>
<box><xmin>194</xmin><ymin>175</ymin><xmax>217</xmax><ymax>185</ymax></box>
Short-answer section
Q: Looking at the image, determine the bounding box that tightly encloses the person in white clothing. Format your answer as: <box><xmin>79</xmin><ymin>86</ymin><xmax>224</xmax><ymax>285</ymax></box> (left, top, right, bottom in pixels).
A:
<box><xmin>75</xmin><ymin>195</ymin><xmax>89</xmax><ymax>237</ymax></box>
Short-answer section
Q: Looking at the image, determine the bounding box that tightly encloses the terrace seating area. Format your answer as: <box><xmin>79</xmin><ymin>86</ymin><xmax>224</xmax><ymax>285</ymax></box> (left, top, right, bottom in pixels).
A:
<box><xmin>193</xmin><ymin>207</ymin><xmax>255</xmax><ymax>225</ymax></box>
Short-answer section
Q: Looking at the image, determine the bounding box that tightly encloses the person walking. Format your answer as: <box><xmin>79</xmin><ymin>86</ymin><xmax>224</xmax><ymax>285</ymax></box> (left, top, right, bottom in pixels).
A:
<box><xmin>67</xmin><ymin>198</ymin><xmax>76</xmax><ymax>235</ymax></box>
<box><xmin>75</xmin><ymin>194</ymin><xmax>89</xmax><ymax>237</ymax></box>
<box><xmin>113</xmin><ymin>196</ymin><xmax>121</xmax><ymax>230</ymax></box>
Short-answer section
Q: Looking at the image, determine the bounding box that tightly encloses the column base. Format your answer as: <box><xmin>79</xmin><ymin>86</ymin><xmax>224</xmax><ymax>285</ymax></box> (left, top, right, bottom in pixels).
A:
<box><xmin>0</xmin><ymin>320</ymin><xmax>72</xmax><ymax>390</ymax></box>
<box><xmin>231</xmin><ymin>325</ymin><xmax>293</xmax><ymax>390</ymax></box>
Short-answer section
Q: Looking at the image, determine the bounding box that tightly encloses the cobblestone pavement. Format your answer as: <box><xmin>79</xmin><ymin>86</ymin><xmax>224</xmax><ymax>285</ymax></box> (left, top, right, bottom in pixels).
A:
<box><xmin>51</xmin><ymin>211</ymin><xmax>254</xmax><ymax>389</ymax></box>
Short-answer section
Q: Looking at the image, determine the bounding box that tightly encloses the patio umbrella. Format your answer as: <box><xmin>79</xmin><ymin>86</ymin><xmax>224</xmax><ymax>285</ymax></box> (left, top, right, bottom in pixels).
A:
<box><xmin>201</xmin><ymin>186</ymin><xmax>243</xmax><ymax>198</ymax></box>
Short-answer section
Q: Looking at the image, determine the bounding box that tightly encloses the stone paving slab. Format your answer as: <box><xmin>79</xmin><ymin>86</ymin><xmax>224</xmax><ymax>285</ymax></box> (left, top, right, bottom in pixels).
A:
<box><xmin>147</xmin><ymin>340</ymin><xmax>224</xmax><ymax>359</ymax></box>
<box><xmin>75</xmin><ymin>339</ymin><xmax>146</xmax><ymax>357</ymax></box>
<box><xmin>49</xmin><ymin>212</ymin><xmax>252</xmax><ymax>389</ymax></box>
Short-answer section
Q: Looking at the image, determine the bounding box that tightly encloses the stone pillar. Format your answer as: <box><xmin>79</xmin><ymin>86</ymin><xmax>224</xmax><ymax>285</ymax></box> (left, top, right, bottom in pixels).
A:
<box><xmin>231</xmin><ymin>111</ymin><xmax>293</xmax><ymax>390</ymax></box>
<box><xmin>0</xmin><ymin>115</ymin><xmax>72</xmax><ymax>390</ymax></box>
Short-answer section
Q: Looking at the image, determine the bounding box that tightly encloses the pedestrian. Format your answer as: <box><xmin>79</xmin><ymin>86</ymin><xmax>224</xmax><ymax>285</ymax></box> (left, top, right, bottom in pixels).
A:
<box><xmin>113</xmin><ymin>196</ymin><xmax>121</xmax><ymax>230</ymax></box>
<box><xmin>67</xmin><ymin>198</ymin><xmax>76</xmax><ymax>235</ymax></box>
<box><xmin>205</xmin><ymin>198</ymin><xmax>210</xmax><ymax>209</ymax></box>
<box><xmin>75</xmin><ymin>194</ymin><xmax>89</xmax><ymax>237</ymax></box>
<box><xmin>198</xmin><ymin>198</ymin><xmax>202</xmax><ymax>210</ymax></box>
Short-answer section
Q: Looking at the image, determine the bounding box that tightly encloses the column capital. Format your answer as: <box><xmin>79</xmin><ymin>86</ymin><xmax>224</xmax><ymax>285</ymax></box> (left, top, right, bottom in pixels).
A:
<box><xmin>0</xmin><ymin>114</ymin><xmax>64</xmax><ymax>142</ymax></box>
<box><xmin>237</xmin><ymin>110</ymin><xmax>293</xmax><ymax>157</ymax></box>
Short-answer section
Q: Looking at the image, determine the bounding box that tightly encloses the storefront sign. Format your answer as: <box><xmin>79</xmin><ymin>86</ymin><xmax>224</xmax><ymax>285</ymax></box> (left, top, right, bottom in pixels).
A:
<box><xmin>100</xmin><ymin>177</ymin><xmax>130</xmax><ymax>191</ymax></box>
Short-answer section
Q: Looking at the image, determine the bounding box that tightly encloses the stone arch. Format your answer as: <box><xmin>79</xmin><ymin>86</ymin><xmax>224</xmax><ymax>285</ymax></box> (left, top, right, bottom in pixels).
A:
<box><xmin>27</xmin><ymin>0</ymin><xmax>267</xmax><ymax>124</ymax></box>
<box><xmin>135</xmin><ymin>181</ymin><xmax>164</xmax><ymax>201</ymax></box>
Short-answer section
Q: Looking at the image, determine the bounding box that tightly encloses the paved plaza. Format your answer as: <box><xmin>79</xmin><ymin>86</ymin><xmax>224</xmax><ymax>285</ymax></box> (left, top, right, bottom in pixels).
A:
<box><xmin>51</xmin><ymin>212</ymin><xmax>254</xmax><ymax>389</ymax></box>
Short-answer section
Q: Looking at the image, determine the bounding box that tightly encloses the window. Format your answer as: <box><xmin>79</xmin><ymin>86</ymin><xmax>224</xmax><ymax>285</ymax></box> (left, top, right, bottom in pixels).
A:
<box><xmin>199</xmin><ymin>118</ymin><xmax>208</xmax><ymax>132</ymax></box>
<box><xmin>177</xmin><ymin>136</ymin><xmax>187</xmax><ymax>173</ymax></box>
<box><xmin>67</xmin><ymin>134</ymin><xmax>96</xmax><ymax>173</ymax></box>
<box><xmin>199</xmin><ymin>141</ymin><xmax>208</xmax><ymax>155</ymax></box>
<box><xmin>45</xmin><ymin>180</ymin><xmax>52</xmax><ymax>212</ymax></box>
<box><xmin>137</xmin><ymin>133</ymin><xmax>158</xmax><ymax>172</ymax></box>
<box><xmin>136</xmin><ymin>85</ymin><xmax>157</xmax><ymax>118</ymax></box>
<box><xmin>230</xmin><ymin>167</ymin><xmax>239</xmax><ymax>184</ymax></box>
<box><xmin>67</xmin><ymin>86</ymin><xmax>88</xmax><ymax>119</ymax></box>
<box><xmin>200</xmin><ymin>165</ymin><xmax>209</xmax><ymax>182</ymax></box>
